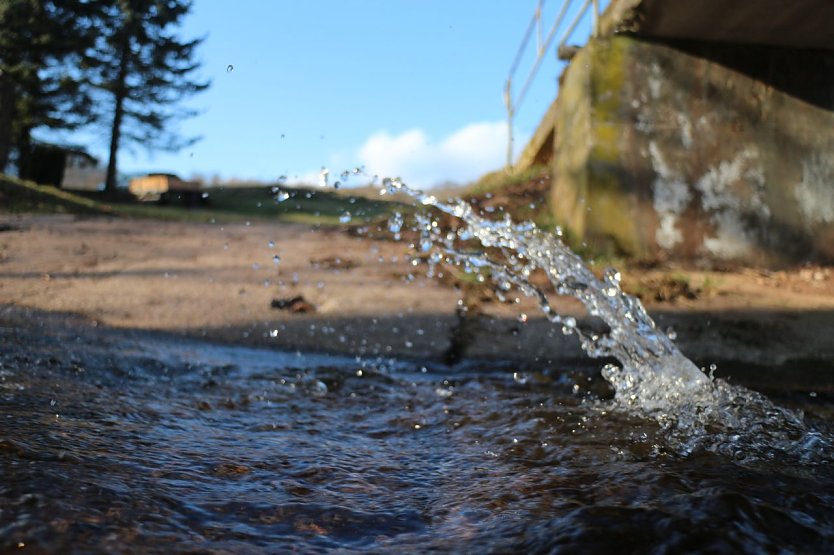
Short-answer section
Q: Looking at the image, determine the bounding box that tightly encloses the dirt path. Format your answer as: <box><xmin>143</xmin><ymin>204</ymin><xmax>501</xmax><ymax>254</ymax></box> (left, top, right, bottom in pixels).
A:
<box><xmin>2</xmin><ymin>214</ymin><xmax>833</xmax><ymax>387</ymax></box>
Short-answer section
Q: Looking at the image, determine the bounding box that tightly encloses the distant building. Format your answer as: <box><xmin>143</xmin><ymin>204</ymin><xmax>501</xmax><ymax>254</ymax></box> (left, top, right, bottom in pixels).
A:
<box><xmin>129</xmin><ymin>173</ymin><xmax>204</xmax><ymax>204</ymax></box>
<box><xmin>61</xmin><ymin>149</ymin><xmax>105</xmax><ymax>191</ymax></box>
<box><xmin>25</xmin><ymin>143</ymin><xmax>105</xmax><ymax>190</ymax></box>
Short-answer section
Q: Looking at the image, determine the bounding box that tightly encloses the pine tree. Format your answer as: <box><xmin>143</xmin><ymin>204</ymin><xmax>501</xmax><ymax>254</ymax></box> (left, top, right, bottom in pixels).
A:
<box><xmin>91</xmin><ymin>0</ymin><xmax>208</xmax><ymax>194</ymax></box>
<box><xmin>0</xmin><ymin>0</ymin><xmax>96</xmax><ymax>174</ymax></box>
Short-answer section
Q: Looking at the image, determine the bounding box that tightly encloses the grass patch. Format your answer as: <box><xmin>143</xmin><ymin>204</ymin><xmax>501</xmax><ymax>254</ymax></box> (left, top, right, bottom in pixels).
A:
<box><xmin>0</xmin><ymin>174</ymin><xmax>404</xmax><ymax>226</ymax></box>
<box><xmin>465</xmin><ymin>164</ymin><xmax>551</xmax><ymax>198</ymax></box>
<box><xmin>202</xmin><ymin>186</ymin><xmax>402</xmax><ymax>225</ymax></box>
<box><xmin>0</xmin><ymin>174</ymin><xmax>116</xmax><ymax>216</ymax></box>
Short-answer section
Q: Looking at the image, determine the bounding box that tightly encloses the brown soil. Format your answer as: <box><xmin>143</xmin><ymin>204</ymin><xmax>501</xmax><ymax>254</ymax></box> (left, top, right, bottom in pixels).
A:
<box><xmin>2</xmin><ymin>213</ymin><xmax>834</xmax><ymax>386</ymax></box>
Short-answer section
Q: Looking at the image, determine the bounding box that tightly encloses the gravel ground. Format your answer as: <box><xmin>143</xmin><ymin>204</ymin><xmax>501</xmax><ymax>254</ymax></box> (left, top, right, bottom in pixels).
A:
<box><xmin>2</xmin><ymin>213</ymin><xmax>833</xmax><ymax>389</ymax></box>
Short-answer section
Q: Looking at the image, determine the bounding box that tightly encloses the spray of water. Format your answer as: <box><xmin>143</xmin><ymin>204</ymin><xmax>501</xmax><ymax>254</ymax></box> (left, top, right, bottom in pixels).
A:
<box><xmin>369</xmin><ymin>175</ymin><xmax>828</xmax><ymax>462</ymax></box>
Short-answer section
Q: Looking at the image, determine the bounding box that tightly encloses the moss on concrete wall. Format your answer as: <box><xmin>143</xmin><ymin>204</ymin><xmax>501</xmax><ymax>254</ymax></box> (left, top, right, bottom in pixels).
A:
<box><xmin>550</xmin><ymin>35</ymin><xmax>834</xmax><ymax>265</ymax></box>
<box><xmin>550</xmin><ymin>44</ymin><xmax>592</xmax><ymax>242</ymax></box>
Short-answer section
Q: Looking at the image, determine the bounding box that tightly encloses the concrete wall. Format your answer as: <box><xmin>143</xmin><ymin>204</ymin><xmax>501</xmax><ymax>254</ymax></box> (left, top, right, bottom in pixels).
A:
<box><xmin>550</xmin><ymin>35</ymin><xmax>834</xmax><ymax>265</ymax></box>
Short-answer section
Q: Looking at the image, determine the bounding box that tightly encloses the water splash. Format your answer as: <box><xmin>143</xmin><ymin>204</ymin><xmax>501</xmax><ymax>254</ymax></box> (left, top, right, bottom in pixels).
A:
<box><xmin>381</xmin><ymin>177</ymin><xmax>705</xmax><ymax>385</ymax></box>
<box><xmin>377</xmin><ymin>176</ymin><xmax>829</xmax><ymax>462</ymax></box>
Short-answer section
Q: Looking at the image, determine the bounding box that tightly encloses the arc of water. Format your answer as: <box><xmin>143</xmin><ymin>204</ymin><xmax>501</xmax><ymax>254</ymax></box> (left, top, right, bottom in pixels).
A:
<box><xmin>383</xmin><ymin>177</ymin><xmax>709</xmax><ymax>393</ymax></box>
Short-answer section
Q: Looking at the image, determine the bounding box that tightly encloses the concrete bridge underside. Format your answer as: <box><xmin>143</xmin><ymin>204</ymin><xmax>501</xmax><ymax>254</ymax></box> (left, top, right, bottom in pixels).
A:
<box><xmin>603</xmin><ymin>0</ymin><xmax>834</xmax><ymax>50</ymax></box>
<box><xmin>523</xmin><ymin>0</ymin><xmax>834</xmax><ymax>265</ymax></box>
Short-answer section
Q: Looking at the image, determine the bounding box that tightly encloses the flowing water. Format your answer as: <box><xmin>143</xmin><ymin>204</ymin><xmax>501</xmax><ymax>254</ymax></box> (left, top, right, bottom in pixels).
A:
<box><xmin>377</xmin><ymin>177</ymin><xmax>831</xmax><ymax>464</ymax></box>
<box><xmin>2</xmin><ymin>179</ymin><xmax>834</xmax><ymax>552</ymax></box>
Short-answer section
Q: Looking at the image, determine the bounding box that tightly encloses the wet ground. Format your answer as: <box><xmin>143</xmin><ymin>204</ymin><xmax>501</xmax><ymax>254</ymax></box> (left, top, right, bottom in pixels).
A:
<box><xmin>2</xmin><ymin>308</ymin><xmax>833</xmax><ymax>553</ymax></box>
<box><xmin>2</xmin><ymin>214</ymin><xmax>834</xmax><ymax>371</ymax></box>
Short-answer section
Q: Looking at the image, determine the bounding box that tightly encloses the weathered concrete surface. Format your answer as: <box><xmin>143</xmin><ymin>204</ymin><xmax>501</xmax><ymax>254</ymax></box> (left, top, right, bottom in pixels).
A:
<box><xmin>602</xmin><ymin>0</ymin><xmax>834</xmax><ymax>51</ymax></box>
<box><xmin>550</xmin><ymin>35</ymin><xmax>834</xmax><ymax>265</ymax></box>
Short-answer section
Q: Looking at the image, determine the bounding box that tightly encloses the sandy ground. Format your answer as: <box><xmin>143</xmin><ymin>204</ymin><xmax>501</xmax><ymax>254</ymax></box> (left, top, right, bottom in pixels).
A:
<box><xmin>2</xmin><ymin>213</ymin><xmax>834</xmax><ymax>388</ymax></box>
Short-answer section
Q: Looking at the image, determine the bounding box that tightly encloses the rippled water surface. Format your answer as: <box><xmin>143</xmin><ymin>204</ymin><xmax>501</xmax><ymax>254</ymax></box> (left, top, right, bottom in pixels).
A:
<box><xmin>2</xmin><ymin>323</ymin><xmax>833</xmax><ymax>553</ymax></box>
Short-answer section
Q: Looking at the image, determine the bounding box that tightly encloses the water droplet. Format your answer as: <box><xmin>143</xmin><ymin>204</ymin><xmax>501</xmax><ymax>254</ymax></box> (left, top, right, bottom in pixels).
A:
<box><xmin>269</xmin><ymin>329</ymin><xmax>279</xmax><ymax>338</ymax></box>
<box><xmin>273</xmin><ymin>255</ymin><xmax>281</xmax><ymax>265</ymax></box>
<box><xmin>513</xmin><ymin>372</ymin><xmax>528</xmax><ymax>385</ymax></box>
<box><xmin>339</xmin><ymin>212</ymin><xmax>352</xmax><ymax>224</ymax></box>
<box><xmin>319</xmin><ymin>167</ymin><xmax>329</xmax><ymax>188</ymax></box>
<box><xmin>275</xmin><ymin>190</ymin><xmax>290</xmax><ymax>203</ymax></box>
<box><xmin>226</xmin><ymin>64</ymin><xmax>234</xmax><ymax>73</ymax></box>
<box><xmin>311</xmin><ymin>380</ymin><xmax>328</xmax><ymax>396</ymax></box>
<box><xmin>388</xmin><ymin>212</ymin><xmax>403</xmax><ymax>234</ymax></box>
<box><xmin>268</xmin><ymin>240</ymin><xmax>275</xmax><ymax>248</ymax></box>
<box><xmin>603</xmin><ymin>267</ymin><xmax>622</xmax><ymax>286</ymax></box>
<box><xmin>517</xmin><ymin>313</ymin><xmax>528</xmax><ymax>323</ymax></box>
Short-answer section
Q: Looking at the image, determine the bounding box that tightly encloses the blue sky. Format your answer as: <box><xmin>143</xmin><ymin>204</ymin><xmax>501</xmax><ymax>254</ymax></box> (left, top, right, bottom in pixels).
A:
<box><xmin>54</xmin><ymin>1</ymin><xmax>606</xmax><ymax>188</ymax></box>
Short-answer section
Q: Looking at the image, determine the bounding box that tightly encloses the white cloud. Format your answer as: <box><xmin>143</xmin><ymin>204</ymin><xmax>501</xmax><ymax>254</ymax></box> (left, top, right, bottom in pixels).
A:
<box><xmin>357</xmin><ymin>121</ymin><xmax>527</xmax><ymax>189</ymax></box>
<box><xmin>286</xmin><ymin>121</ymin><xmax>529</xmax><ymax>189</ymax></box>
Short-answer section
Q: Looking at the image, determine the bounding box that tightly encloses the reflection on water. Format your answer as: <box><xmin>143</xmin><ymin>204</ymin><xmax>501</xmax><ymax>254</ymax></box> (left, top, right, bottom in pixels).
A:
<box><xmin>2</xmin><ymin>324</ymin><xmax>833</xmax><ymax>552</ymax></box>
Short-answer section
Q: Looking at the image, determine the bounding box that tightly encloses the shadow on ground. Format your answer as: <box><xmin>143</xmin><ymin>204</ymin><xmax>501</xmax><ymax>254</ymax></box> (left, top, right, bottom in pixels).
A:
<box><xmin>3</xmin><ymin>303</ymin><xmax>833</xmax><ymax>395</ymax></box>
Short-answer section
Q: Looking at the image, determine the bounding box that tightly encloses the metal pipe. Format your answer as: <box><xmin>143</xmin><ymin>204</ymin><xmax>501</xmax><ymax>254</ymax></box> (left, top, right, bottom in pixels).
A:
<box><xmin>559</xmin><ymin>0</ymin><xmax>593</xmax><ymax>49</ymax></box>
<box><xmin>505</xmin><ymin>80</ymin><xmax>514</xmax><ymax>169</ymax></box>
<box><xmin>593</xmin><ymin>0</ymin><xmax>600</xmax><ymax>37</ymax></box>
<box><xmin>514</xmin><ymin>0</ymin><xmax>573</xmax><ymax>114</ymax></box>
<box><xmin>504</xmin><ymin>0</ymin><xmax>601</xmax><ymax>170</ymax></box>
<box><xmin>536</xmin><ymin>1</ymin><xmax>543</xmax><ymax>57</ymax></box>
<box><xmin>508</xmin><ymin>4</ymin><xmax>542</xmax><ymax>79</ymax></box>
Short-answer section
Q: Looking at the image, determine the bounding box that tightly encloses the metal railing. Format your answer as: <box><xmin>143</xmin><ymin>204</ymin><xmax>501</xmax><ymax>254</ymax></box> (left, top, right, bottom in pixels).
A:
<box><xmin>504</xmin><ymin>0</ymin><xmax>601</xmax><ymax>169</ymax></box>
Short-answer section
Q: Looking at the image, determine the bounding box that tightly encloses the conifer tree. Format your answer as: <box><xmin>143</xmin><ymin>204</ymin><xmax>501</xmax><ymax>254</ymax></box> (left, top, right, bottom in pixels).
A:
<box><xmin>0</xmin><ymin>0</ymin><xmax>96</xmax><ymax>173</ymax></box>
<box><xmin>91</xmin><ymin>0</ymin><xmax>208</xmax><ymax>194</ymax></box>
